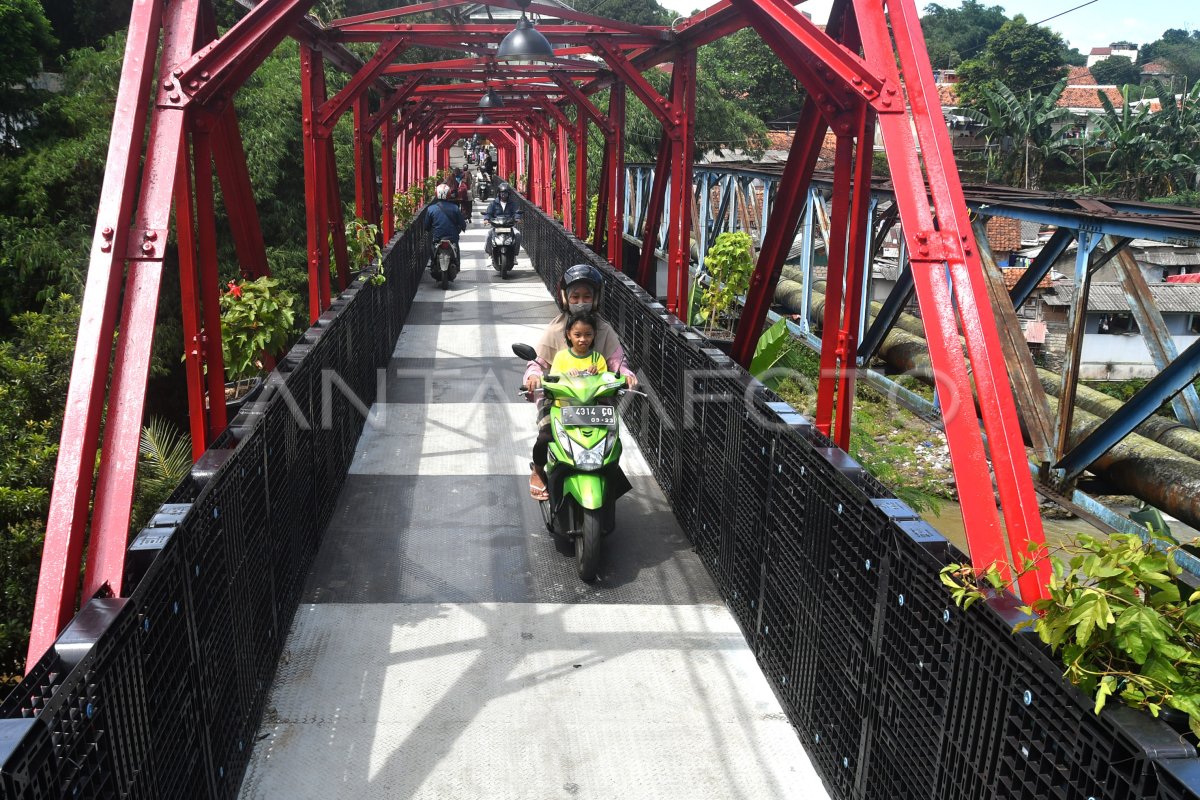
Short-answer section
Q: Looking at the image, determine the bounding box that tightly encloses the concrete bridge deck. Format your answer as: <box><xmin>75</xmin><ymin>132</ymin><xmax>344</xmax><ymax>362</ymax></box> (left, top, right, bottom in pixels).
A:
<box><xmin>237</xmin><ymin>205</ymin><xmax>827</xmax><ymax>799</ymax></box>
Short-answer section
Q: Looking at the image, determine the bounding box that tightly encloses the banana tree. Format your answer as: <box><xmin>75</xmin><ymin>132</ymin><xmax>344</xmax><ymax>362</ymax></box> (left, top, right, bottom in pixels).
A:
<box><xmin>1088</xmin><ymin>85</ymin><xmax>1158</xmax><ymax>199</ymax></box>
<box><xmin>976</xmin><ymin>79</ymin><xmax>1077</xmax><ymax>189</ymax></box>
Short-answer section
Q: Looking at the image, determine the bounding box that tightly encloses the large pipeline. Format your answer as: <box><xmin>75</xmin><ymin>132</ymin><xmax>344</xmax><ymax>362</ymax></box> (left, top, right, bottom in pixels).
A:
<box><xmin>775</xmin><ymin>272</ymin><xmax>1200</xmax><ymax>530</ymax></box>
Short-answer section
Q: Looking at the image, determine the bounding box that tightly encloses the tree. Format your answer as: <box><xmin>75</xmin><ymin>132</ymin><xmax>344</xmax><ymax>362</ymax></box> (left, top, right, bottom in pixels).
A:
<box><xmin>1087</xmin><ymin>86</ymin><xmax>1158</xmax><ymax>198</ymax></box>
<box><xmin>1091</xmin><ymin>56</ymin><xmax>1140</xmax><ymax>87</ymax></box>
<box><xmin>975</xmin><ymin>79</ymin><xmax>1076</xmax><ymax>189</ymax></box>
<box><xmin>920</xmin><ymin>0</ymin><xmax>1008</xmax><ymax>71</ymax></box>
<box><xmin>955</xmin><ymin>16</ymin><xmax>1069</xmax><ymax>108</ymax></box>
<box><xmin>0</xmin><ymin>296</ymin><xmax>78</xmax><ymax>680</ymax></box>
<box><xmin>699</xmin><ymin>27</ymin><xmax>804</xmax><ymax>126</ymax></box>
<box><xmin>575</xmin><ymin>0</ymin><xmax>673</xmax><ymax>26</ymax></box>
<box><xmin>0</xmin><ymin>0</ymin><xmax>57</xmax><ymax>144</ymax></box>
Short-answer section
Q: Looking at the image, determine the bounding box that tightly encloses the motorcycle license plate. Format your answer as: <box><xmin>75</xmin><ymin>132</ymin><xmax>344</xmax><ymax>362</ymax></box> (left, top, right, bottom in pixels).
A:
<box><xmin>561</xmin><ymin>406</ymin><xmax>616</xmax><ymax>427</ymax></box>
<box><xmin>493</xmin><ymin>227</ymin><xmax>513</xmax><ymax>234</ymax></box>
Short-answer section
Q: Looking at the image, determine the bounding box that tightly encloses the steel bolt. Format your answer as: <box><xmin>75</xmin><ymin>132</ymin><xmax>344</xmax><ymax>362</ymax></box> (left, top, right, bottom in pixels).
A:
<box><xmin>163</xmin><ymin>80</ymin><xmax>173</xmax><ymax>90</ymax></box>
<box><xmin>102</xmin><ymin>227</ymin><xmax>114</xmax><ymax>238</ymax></box>
<box><xmin>881</xmin><ymin>99</ymin><xmax>892</xmax><ymax>108</ymax></box>
<box><xmin>169</xmin><ymin>93</ymin><xmax>181</xmax><ymax>102</ymax></box>
<box><xmin>173</xmin><ymin>68</ymin><xmax>183</xmax><ymax>77</ymax></box>
<box><xmin>919</xmin><ymin>247</ymin><xmax>929</xmax><ymax>256</ymax></box>
<box><xmin>141</xmin><ymin>241</ymin><xmax>154</xmax><ymax>254</ymax></box>
<box><xmin>851</xmin><ymin>76</ymin><xmax>863</xmax><ymax>85</ymax></box>
<box><xmin>887</xmin><ymin>87</ymin><xmax>898</xmax><ymax>96</ymax></box>
<box><xmin>188</xmin><ymin>80</ymin><xmax>200</xmax><ymax>90</ymax></box>
<box><xmin>100</xmin><ymin>243</ymin><xmax>112</xmax><ymax>253</ymax></box>
<box><xmin>144</xmin><ymin>230</ymin><xmax>157</xmax><ymax>241</ymax></box>
<box><xmin>200</xmin><ymin>70</ymin><xmax>210</xmax><ymax>80</ymax></box>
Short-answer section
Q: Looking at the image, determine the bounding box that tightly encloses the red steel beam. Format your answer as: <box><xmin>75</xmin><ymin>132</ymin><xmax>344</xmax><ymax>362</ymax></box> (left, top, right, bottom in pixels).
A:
<box><xmin>29</xmin><ymin>0</ymin><xmax>168</xmax><ymax>669</ymax></box>
<box><xmin>173</xmin><ymin>132</ymin><xmax>208</xmax><ymax>459</ymax></box>
<box><xmin>730</xmin><ymin>100</ymin><xmax>827</xmax><ymax>365</ymax></box>
<box><xmin>832</xmin><ymin>106</ymin><xmax>875</xmax><ymax>449</ymax></box>
<box><xmin>174</xmin><ymin>0</ymin><xmax>315</xmax><ymax>109</ymax></box>
<box><xmin>82</xmin><ymin>0</ymin><xmax>206</xmax><ymax>609</ymax></box>
<box><xmin>317</xmin><ymin>37</ymin><xmax>409</xmax><ymax>136</ymax></box>
<box><xmin>862</xmin><ymin>0</ymin><xmax>1049</xmax><ymax>599</ymax></box>
<box><xmin>666</xmin><ymin>53</ymin><xmax>695</xmax><ymax>315</ymax></box>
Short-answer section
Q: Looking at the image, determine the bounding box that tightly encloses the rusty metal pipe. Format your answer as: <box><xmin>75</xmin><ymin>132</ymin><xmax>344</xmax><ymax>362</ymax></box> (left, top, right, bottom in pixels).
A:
<box><xmin>782</xmin><ymin>281</ymin><xmax>1200</xmax><ymax>529</ymax></box>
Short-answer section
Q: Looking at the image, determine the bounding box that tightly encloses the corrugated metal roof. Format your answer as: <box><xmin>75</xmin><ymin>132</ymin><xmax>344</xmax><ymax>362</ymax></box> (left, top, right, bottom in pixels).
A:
<box><xmin>1048</xmin><ymin>282</ymin><xmax>1200</xmax><ymax>312</ymax></box>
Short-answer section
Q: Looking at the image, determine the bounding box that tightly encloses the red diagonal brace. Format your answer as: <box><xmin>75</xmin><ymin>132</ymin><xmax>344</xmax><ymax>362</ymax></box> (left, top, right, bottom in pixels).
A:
<box><xmin>174</xmin><ymin>0</ymin><xmax>315</xmax><ymax>109</ymax></box>
<box><xmin>317</xmin><ymin>37</ymin><xmax>409</xmax><ymax>136</ymax></box>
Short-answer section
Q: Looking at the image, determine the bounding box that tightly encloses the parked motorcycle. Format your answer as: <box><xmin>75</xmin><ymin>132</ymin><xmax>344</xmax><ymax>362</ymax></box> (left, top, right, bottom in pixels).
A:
<box><xmin>513</xmin><ymin>343</ymin><xmax>638</xmax><ymax>581</ymax></box>
<box><xmin>489</xmin><ymin>215</ymin><xmax>519</xmax><ymax>279</ymax></box>
<box><xmin>431</xmin><ymin>238</ymin><xmax>459</xmax><ymax>290</ymax></box>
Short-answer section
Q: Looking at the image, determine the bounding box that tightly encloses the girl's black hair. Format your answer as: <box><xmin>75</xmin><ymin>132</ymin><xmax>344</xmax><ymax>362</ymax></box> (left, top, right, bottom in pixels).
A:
<box><xmin>563</xmin><ymin>311</ymin><xmax>598</xmax><ymax>344</ymax></box>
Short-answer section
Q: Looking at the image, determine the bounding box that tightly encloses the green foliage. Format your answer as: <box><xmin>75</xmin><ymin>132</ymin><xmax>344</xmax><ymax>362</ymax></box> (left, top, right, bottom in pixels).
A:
<box><xmin>1087</xmin><ymin>83</ymin><xmax>1200</xmax><ymax>199</ymax></box>
<box><xmin>956</xmin><ymin>16</ymin><xmax>1069</xmax><ymax>109</ymax></box>
<box><xmin>1091</xmin><ymin>56</ymin><xmax>1140</xmax><ymax>87</ymax></box>
<box><xmin>1141</xmin><ymin>29</ymin><xmax>1200</xmax><ymax>86</ymax></box>
<box><xmin>696</xmin><ymin>232</ymin><xmax>753</xmax><ymax>334</ymax></box>
<box><xmin>749</xmin><ymin>318</ymin><xmax>791</xmax><ymax>385</ymax></box>
<box><xmin>130</xmin><ymin>418</ymin><xmax>191</xmax><ymax>533</ymax></box>
<box><xmin>920</xmin><ymin>0</ymin><xmax>1008</xmax><ymax>71</ymax></box>
<box><xmin>699</xmin><ymin>28</ymin><xmax>804</xmax><ymax>126</ymax></box>
<box><xmin>219</xmin><ymin>276</ymin><xmax>297</xmax><ymax>382</ymax></box>
<box><xmin>0</xmin><ymin>296</ymin><xmax>78</xmax><ymax>681</ymax></box>
<box><xmin>943</xmin><ymin>533</ymin><xmax>1200</xmax><ymax>739</ymax></box>
<box><xmin>344</xmin><ymin>218</ymin><xmax>385</xmax><ymax>285</ymax></box>
<box><xmin>392</xmin><ymin>190</ymin><xmax>419</xmax><ymax>232</ymax></box>
<box><xmin>0</xmin><ymin>0</ymin><xmax>56</xmax><ymax>114</ymax></box>
<box><xmin>973</xmin><ymin>79</ymin><xmax>1077</xmax><ymax>189</ymax></box>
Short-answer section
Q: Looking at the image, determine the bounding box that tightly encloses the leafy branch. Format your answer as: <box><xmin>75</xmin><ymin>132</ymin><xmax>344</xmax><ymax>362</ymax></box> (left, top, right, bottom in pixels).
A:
<box><xmin>941</xmin><ymin>532</ymin><xmax>1200</xmax><ymax>738</ymax></box>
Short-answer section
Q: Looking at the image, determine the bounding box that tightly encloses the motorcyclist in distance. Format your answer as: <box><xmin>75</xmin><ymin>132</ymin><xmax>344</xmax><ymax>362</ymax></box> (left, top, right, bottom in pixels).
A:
<box><xmin>424</xmin><ymin>182</ymin><xmax>466</xmax><ymax>269</ymax></box>
<box><xmin>483</xmin><ymin>182</ymin><xmax>523</xmax><ymax>267</ymax></box>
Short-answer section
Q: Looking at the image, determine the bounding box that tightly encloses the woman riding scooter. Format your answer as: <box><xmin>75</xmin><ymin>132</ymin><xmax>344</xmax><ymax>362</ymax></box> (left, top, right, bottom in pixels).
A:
<box><xmin>523</xmin><ymin>264</ymin><xmax>638</xmax><ymax>500</ymax></box>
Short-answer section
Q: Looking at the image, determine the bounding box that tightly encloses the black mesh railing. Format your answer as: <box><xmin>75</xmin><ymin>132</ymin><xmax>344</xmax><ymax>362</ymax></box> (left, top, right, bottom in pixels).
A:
<box><xmin>0</xmin><ymin>216</ymin><xmax>430</xmax><ymax>800</ymax></box>
<box><xmin>520</xmin><ymin>202</ymin><xmax>1200</xmax><ymax>800</ymax></box>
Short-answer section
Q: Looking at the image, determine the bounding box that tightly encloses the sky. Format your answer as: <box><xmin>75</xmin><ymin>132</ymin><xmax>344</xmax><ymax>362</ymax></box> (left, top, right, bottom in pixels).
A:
<box><xmin>655</xmin><ymin>0</ymin><xmax>1192</xmax><ymax>53</ymax></box>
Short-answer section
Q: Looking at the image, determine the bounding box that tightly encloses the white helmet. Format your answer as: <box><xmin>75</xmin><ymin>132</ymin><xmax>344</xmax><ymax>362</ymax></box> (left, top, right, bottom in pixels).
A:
<box><xmin>435</xmin><ymin>183</ymin><xmax>452</xmax><ymax>200</ymax></box>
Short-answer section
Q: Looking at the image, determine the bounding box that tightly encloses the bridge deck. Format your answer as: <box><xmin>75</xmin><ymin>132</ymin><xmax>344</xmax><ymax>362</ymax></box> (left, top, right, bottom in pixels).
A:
<box><xmin>237</xmin><ymin>208</ymin><xmax>827</xmax><ymax>799</ymax></box>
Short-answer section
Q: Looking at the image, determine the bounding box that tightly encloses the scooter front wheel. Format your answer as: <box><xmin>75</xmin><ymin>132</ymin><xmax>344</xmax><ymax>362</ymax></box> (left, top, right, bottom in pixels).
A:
<box><xmin>575</xmin><ymin>506</ymin><xmax>602</xmax><ymax>582</ymax></box>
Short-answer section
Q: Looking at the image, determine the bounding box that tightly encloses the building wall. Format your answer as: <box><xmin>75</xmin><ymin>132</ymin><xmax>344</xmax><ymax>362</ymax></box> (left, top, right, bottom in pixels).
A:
<box><xmin>1080</xmin><ymin>331</ymin><xmax>1200</xmax><ymax>379</ymax></box>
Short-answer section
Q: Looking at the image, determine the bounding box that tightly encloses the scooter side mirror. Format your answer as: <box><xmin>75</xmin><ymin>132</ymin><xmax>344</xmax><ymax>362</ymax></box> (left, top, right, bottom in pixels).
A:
<box><xmin>512</xmin><ymin>343</ymin><xmax>538</xmax><ymax>362</ymax></box>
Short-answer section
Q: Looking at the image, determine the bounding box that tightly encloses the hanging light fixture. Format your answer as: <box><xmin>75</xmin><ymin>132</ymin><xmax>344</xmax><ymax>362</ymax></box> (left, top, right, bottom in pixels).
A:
<box><xmin>475</xmin><ymin>113</ymin><xmax>493</xmax><ymax>125</ymax></box>
<box><xmin>479</xmin><ymin>87</ymin><xmax>505</xmax><ymax>109</ymax></box>
<box><xmin>496</xmin><ymin>0</ymin><xmax>555</xmax><ymax>65</ymax></box>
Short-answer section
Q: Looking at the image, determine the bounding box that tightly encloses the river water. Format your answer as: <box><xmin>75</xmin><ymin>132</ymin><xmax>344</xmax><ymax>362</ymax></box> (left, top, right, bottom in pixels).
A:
<box><xmin>923</xmin><ymin>501</ymin><xmax>1200</xmax><ymax>557</ymax></box>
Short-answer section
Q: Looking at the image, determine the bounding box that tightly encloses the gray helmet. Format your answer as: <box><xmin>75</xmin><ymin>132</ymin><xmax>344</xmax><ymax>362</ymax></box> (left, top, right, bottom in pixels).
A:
<box><xmin>497</xmin><ymin>182</ymin><xmax>511</xmax><ymax>196</ymax></box>
<box><xmin>556</xmin><ymin>263</ymin><xmax>604</xmax><ymax>311</ymax></box>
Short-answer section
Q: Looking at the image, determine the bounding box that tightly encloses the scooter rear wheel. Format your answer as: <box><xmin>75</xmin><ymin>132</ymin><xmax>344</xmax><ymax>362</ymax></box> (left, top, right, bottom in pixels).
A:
<box><xmin>500</xmin><ymin>252</ymin><xmax>511</xmax><ymax>280</ymax></box>
<box><xmin>575</xmin><ymin>506</ymin><xmax>602</xmax><ymax>582</ymax></box>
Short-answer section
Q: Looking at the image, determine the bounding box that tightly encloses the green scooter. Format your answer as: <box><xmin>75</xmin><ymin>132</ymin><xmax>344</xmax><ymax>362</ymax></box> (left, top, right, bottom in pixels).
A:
<box><xmin>513</xmin><ymin>343</ymin><xmax>637</xmax><ymax>581</ymax></box>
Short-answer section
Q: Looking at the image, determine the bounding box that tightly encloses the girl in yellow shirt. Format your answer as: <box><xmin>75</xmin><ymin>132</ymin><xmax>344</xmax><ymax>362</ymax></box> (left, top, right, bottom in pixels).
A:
<box><xmin>550</xmin><ymin>312</ymin><xmax>608</xmax><ymax>378</ymax></box>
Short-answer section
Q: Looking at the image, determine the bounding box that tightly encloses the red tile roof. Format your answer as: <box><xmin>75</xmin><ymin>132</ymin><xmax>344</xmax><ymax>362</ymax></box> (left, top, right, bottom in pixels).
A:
<box><xmin>1057</xmin><ymin>86</ymin><xmax>1125</xmax><ymax>109</ymax></box>
<box><xmin>1141</xmin><ymin>61</ymin><xmax>1172</xmax><ymax>74</ymax></box>
<box><xmin>1002</xmin><ymin>268</ymin><xmax>1052</xmax><ymax>290</ymax></box>
<box><xmin>1066</xmin><ymin>65</ymin><xmax>1096</xmax><ymax>86</ymax></box>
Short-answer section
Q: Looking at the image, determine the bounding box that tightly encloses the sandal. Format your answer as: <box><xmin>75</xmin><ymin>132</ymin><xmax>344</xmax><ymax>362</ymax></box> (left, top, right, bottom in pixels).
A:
<box><xmin>529</xmin><ymin>469</ymin><xmax>549</xmax><ymax>501</ymax></box>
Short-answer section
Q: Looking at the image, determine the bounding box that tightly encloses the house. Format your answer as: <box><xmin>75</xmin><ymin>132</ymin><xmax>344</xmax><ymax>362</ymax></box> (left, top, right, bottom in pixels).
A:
<box><xmin>1040</xmin><ymin>282</ymin><xmax>1200</xmax><ymax>379</ymax></box>
<box><xmin>1087</xmin><ymin>44</ymin><xmax>1138</xmax><ymax>67</ymax></box>
<box><xmin>1054</xmin><ymin>66</ymin><xmax>1126</xmax><ymax>135</ymax></box>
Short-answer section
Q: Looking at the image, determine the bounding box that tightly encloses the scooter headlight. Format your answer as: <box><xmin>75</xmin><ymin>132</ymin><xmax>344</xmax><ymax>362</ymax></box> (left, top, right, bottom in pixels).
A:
<box><xmin>553</xmin><ymin>418</ymin><xmax>572</xmax><ymax>454</ymax></box>
<box><xmin>572</xmin><ymin>441</ymin><xmax>605</xmax><ymax>471</ymax></box>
